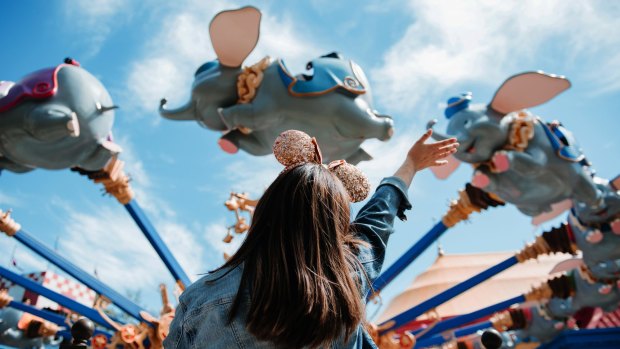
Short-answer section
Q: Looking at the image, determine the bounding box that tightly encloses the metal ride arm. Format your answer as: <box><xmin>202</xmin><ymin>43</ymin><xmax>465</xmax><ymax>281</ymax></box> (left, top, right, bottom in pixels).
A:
<box><xmin>7</xmin><ymin>300</ymin><xmax>67</xmax><ymax>326</ymax></box>
<box><xmin>378</xmin><ymin>257</ymin><xmax>520</xmax><ymax>333</ymax></box>
<box><xmin>72</xmin><ymin>156</ymin><xmax>191</xmax><ymax>289</ymax></box>
<box><xmin>368</xmin><ymin>184</ymin><xmax>504</xmax><ymax>301</ymax></box>
<box><xmin>378</xmin><ymin>223</ymin><xmax>576</xmax><ymax>334</ymax></box>
<box><xmin>413</xmin><ymin>295</ymin><xmax>525</xmax><ymax>340</ymax></box>
<box><xmin>0</xmin><ymin>209</ymin><xmax>150</xmax><ymax>323</ymax></box>
<box><xmin>0</xmin><ymin>265</ymin><xmax>118</xmax><ymax>331</ymax></box>
<box><xmin>124</xmin><ymin>200</ymin><xmax>191</xmax><ymax>288</ymax></box>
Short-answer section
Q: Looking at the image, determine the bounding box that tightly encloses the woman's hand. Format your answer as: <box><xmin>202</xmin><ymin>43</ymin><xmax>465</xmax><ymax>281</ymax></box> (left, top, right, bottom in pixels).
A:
<box><xmin>394</xmin><ymin>129</ymin><xmax>459</xmax><ymax>187</ymax></box>
<box><xmin>407</xmin><ymin>129</ymin><xmax>458</xmax><ymax>172</ymax></box>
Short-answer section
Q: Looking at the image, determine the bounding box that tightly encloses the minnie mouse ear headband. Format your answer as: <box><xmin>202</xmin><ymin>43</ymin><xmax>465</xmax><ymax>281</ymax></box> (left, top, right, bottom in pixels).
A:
<box><xmin>273</xmin><ymin>130</ymin><xmax>370</xmax><ymax>203</ymax></box>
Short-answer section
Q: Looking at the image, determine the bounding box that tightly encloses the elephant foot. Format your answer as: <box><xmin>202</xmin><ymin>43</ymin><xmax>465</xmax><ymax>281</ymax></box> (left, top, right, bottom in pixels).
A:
<box><xmin>598</xmin><ymin>284</ymin><xmax>613</xmax><ymax>295</ymax></box>
<box><xmin>471</xmin><ymin>171</ymin><xmax>490</xmax><ymax>188</ymax></box>
<box><xmin>218</xmin><ymin>138</ymin><xmax>238</xmax><ymax>154</ymax></box>
<box><xmin>491</xmin><ymin>151</ymin><xmax>510</xmax><ymax>173</ymax></box>
<box><xmin>585</xmin><ymin>229</ymin><xmax>603</xmax><ymax>244</ymax></box>
<box><xmin>237</xmin><ymin>126</ymin><xmax>252</xmax><ymax>135</ymax></box>
<box><xmin>611</xmin><ymin>219</ymin><xmax>620</xmax><ymax>235</ymax></box>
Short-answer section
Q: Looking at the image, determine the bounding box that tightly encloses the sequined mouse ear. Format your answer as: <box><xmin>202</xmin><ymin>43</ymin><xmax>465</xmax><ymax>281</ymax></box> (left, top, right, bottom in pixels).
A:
<box><xmin>273</xmin><ymin>130</ymin><xmax>322</xmax><ymax>167</ymax></box>
<box><xmin>328</xmin><ymin>160</ymin><xmax>370</xmax><ymax>203</ymax></box>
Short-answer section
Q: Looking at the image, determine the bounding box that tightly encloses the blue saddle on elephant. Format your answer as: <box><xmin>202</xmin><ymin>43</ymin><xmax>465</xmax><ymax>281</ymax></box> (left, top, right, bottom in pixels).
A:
<box><xmin>540</xmin><ymin>121</ymin><xmax>585</xmax><ymax>162</ymax></box>
<box><xmin>277</xmin><ymin>57</ymin><xmax>367</xmax><ymax>97</ymax></box>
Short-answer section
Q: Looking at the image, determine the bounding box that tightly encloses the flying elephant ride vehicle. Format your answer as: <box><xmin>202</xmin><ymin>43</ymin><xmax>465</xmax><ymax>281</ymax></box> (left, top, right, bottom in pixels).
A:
<box><xmin>1</xmin><ymin>4</ymin><xmax>619</xmax><ymax>349</ymax></box>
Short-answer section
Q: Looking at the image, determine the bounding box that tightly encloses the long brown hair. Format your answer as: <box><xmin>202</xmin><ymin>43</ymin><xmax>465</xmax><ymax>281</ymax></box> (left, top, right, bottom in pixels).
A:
<box><xmin>216</xmin><ymin>163</ymin><xmax>366</xmax><ymax>348</ymax></box>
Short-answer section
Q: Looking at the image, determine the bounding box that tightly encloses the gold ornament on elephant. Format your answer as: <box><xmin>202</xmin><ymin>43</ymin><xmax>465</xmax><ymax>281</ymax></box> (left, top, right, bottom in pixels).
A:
<box><xmin>0</xmin><ymin>209</ymin><xmax>21</xmax><ymax>236</ymax></box>
<box><xmin>505</xmin><ymin>110</ymin><xmax>536</xmax><ymax>152</ymax></box>
<box><xmin>237</xmin><ymin>56</ymin><xmax>271</xmax><ymax>104</ymax></box>
<box><xmin>72</xmin><ymin>156</ymin><xmax>134</xmax><ymax>205</ymax></box>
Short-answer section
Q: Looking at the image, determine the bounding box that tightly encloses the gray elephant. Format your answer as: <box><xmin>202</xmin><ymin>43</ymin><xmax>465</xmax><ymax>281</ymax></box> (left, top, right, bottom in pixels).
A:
<box><xmin>427</xmin><ymin>71</ymin><xmax>601</xmax><ymax>216</ymax></box>
<box><xmin>159</xmin><ymin>7</ymin><xmax>393</xmax><ymax>164</ymax></box>
<box><xmin>569</xmin><ymin>178</ymin><xmax>620</xmax><ymax>279</ymax></box>
<box><xmin>546</xmin><ymin>267</ymin><xmax>620</xmax><ymax>318</ymax></box>
<box><xmin>0</xmin><ymin>58</ymin><xmax>120</xmax><ymax>174</ymax></box>
<box><xmin>0</xmin><ymin>308</ymin><xmax>62</xmax><ymax>349</ymax></box>
<box><xmin>516</xmin><ymin>305</ymin><xmax>566</xmax><ymax>344</ymax></box>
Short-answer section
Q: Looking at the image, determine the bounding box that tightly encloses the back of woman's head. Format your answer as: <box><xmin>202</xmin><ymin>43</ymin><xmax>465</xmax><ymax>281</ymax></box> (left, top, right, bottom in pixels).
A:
<box><xmin>222</xmin><ymin>163</ymin><xmax>365</xmax><ymax>348</ymax></box>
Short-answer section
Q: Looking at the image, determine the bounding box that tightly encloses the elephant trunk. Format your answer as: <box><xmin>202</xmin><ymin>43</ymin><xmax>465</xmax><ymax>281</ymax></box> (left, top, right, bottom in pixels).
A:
<box><xmin>159</xmin><ymin>98</ymin><xmax>197</xmax><ymax>121</ymax></box>
<box><xmin>426</xmin><ymin>119</ymin><xmax>451</xmax><ymax>141</ymax></box>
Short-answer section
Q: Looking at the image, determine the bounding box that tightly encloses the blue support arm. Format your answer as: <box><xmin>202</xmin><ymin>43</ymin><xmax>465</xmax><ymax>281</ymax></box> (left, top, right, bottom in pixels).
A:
<box><xmin>70</xmin><ymin>159</ymin><xmax>191</xmax><ymax>288</ymax></box>
<box><xmin>125</xmin><ymin>200</ymin><xmax>191</xmax><ymax>288</ymax></box>
<box><xmin>416</xmin><ymin>295</ymin><xmax>525</xmax><ymax>339</ymax></box>
<box><xmin>7</xmin><ymin>300</ymin><xmax>68</xmax><ymax>326</ymax></box>
<box><xmin>7</xmin><ymin>301</ymin><xmax>113</xmax><ymax>339</ymax></box>
<box><xmin>11</xmin><ymin>228</ymin><xmax>148</xmax><ymax>323</ymax></box>
<box><xmin>369</xmin><ymin>184</ymin><xmax>504</xmax><ymax>301</ymax></box>
<box><xmin>379</xmin><ymin>256</ymin><xmax>520</xmax><ymax>333</ymax></box>
<box><xmin>369</xmin><ymin>222</ymin><xmax>448</xmax><ymax>300</ymax></box>
<box><xmin>0</xmin><ymin>266</ymin><xmax>117</xmax><ymax>331</ymax></box>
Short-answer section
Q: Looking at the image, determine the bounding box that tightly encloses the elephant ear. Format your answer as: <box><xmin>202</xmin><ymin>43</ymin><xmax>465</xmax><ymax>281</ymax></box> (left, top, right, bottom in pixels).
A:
<box><xmin>531</xmin><ymin>199</ymin><xmax>572</xmax><ymax>226</ymax></box>
<box><xmin>490</xmin><ymin>71</ymin><xmax>571</xmax><ymax>115</ymax></box>
<box><xmin>209</xmin><ymin>7</ymin><xmax>261</xmax><ymax>68</ymax></box>
<box><xmin>549</xmin><ymin>257</ymin><xmax>584</xmax><ymax>275</ymax></box>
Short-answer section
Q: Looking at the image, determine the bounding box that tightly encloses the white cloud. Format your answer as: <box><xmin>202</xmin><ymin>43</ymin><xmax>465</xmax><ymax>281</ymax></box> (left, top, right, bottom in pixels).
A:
<box><xmin>358</xmin><ymin>132</ymin><xmax>416</xmax><ymax>187</ymax></box>
<box><xmin>203</xmin><ymin>220</ymin><xmax>245</xmax><ymax>262</ymax></box>
<box><xmin>114</xmin><ymin>135</ymin><xmax>177</xmax><ymax>219</ymax></box>
<box><xmin>590</xmin><ymin>51</ymin><xmax>620</xmax><ymax>95</ymax></box>
<box><xmin>156</xmin><ymin>220</ymin><xmax>206</xmax><ymax>277</ymax></box>
<box><xmin>62</xmin><ymin>0</ymin><xmax>129</xmax><ymax>57</ymax></box>
<box><xmin>125</xmin><ymin>2</ymin><xmax>322</xmax><ymax>116</ymax></box>
<box><xmin>0</xmin><ymin>191</ymin><xmax>21</xmax><ymax>207</ymax></box>
<box><xmin>217</xmin><ymin>155</ymin><xmax>279</xmax><ymax>198</ymax></box>
<box><xmin>59</xmin><ymin>205</ymin><xmax>166</xmax><ymax>289</ymax></box>
<box><xmin>372</xmin><ymin>0</ymin><xmax>620</xmax><ymax>114</ymax></box>
<box><xmin>50</xmin><ymin>196</ymin><xmax>211</xmax><ymax>298</ymax></box>
<box><xmin>0</xmin><ymin>237</ymin><xmax>49</xmax><ymax>273</ymax></box>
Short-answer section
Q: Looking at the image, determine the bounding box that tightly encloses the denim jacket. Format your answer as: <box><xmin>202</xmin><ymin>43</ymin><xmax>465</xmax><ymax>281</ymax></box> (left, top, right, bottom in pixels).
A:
<box><xmin>164</xmin><ymin>177</ymin><xmax>412</xmax><ymax>349</ymax></box>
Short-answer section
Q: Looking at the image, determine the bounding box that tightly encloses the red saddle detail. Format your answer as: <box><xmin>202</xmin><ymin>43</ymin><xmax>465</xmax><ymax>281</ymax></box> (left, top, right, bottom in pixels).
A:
<box><xmin>0</xmin><ymin>64</ymin><xmax>67</xmax><ymax>113</ymax></box>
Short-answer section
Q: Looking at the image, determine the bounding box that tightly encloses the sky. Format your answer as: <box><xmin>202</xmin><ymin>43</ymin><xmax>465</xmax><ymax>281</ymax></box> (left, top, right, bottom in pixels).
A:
<box><xmin>0</xmin><ymin>0</ymin><xmax>619</xmax><ymax>321</ymax></box>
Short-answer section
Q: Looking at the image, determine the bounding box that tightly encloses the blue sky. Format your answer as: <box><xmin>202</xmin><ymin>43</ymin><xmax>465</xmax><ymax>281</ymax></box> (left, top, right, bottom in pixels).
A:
<box><xmin>1</xmin><ymin>0</ymin><xmax>619</xmax><ymax>319</ymax></box>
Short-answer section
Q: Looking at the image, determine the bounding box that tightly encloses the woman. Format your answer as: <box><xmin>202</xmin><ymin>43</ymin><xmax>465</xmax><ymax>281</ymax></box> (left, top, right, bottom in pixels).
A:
<box><xmin>165</xmin><ymin>129</ymin><xmax>458</xmax><ymax>349</ymax></box>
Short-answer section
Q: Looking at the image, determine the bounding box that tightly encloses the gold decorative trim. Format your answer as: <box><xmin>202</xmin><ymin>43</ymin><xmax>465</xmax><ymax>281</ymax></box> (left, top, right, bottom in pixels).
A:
<box><xmin>237</xmin><ymin>56</ymin><xmax>271</xmax><ymax>104</ymax></box>
<box><xmin>442</xmin><ymin>188</ymin><xmax>481</xmax><ymax>228</ymax></box>
<box><xmin>365</xmin><ymin>321</ymin><xmax>415</xmax><ymax>349</ymax></box>
<box><xmin>524</xmin><ymin>282</ymin><xmax>553</xmax><ymax>302</ymax></box>
<box><xmin>75</xmin><ymin>156</ymin><xmax>135</xmax><ymax>205</ymax></box>
<box><xmin>515</xmin><ymin>235</ymin><xmax>552</xmax><ymax>262</ymax></box>
<box><xmin>0</xmin><ymin>209</ymin><xmax>21</xmax><ymax>236</ymax></box>
<box><xmin>0</xmin><ymin>289</ymin><xmax>14</xmax><ymax>308</ymax></box>
<box><xmin>478</xmin><ymin>110</ymin><xmax>536</xmax><ymax>171</ymax></box>
<box><xmin>505</xmin><ymin>110</ymin><xmax>536</xmax><ymax>152</ymax></box>
<box><xmin>490</xmin><ymin>310</ymin><xmax>514</xmax><ymax>331</ymax></box>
